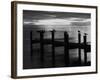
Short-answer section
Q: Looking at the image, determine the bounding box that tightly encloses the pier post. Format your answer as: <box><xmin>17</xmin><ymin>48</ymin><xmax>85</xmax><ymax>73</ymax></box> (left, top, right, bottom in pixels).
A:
<box><xmin>38</xmin><ymin>30</ymin><xmax>45</xmax><ymax>67</ymax></box>
<box><xmin>64</xmin><ymin>31</ymin><xmax>69</xmax><ymax>66</ymax></box>
<box><xmin>30</xmin><ymin>31</ymin><xmax>33</xmax><ymax>60</ymax></box>
<box><xmin>51</xmin><ymin>30</ymin><xmax>55</xmax><ymax>67</ymax></box>
<box><xmin>78</xmin><ymin>31</ymin><xmax>81</xmax><ymax>65</ymax></box>
<box><xmin>84</xmin><ymin>33</ymin><xmax>87</xmax><ymax>65</ymax></box>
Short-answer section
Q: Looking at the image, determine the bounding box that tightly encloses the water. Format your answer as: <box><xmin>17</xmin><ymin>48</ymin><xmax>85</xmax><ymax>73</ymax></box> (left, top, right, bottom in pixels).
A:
<box><xmin>23</xmin><ymin>25</ymin><xmax>91</xmax><ymax>69</ymax></box>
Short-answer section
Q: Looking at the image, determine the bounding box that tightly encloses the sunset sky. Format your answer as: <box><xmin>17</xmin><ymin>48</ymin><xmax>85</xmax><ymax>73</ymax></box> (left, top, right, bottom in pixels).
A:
<box><xmin>23</xmin><ymin>10</ymin><xmax>91</xmax><ymax>28</ymax></box>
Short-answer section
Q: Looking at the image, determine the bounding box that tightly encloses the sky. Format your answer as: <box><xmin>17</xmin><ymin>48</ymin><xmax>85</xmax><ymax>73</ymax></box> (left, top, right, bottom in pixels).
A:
<box><xmin>23</xmin><ymin>10</ymin><xmax>91</xmax><ymax>29</ymax></box>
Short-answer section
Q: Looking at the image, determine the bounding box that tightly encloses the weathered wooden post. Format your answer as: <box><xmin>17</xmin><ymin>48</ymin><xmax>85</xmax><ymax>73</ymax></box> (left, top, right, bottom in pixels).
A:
<box><xmin>84</xmin><ymin>33</ymin><xmax>87</xmax><ymax>65</ymax></box>
<box><xmin>78</xmin><ymin>31</ymin><xmax>81</xmax><ymax>65</ymax></box>
<box><xmin>38</xmin><ymin>30</ymin><xmax>45</xmax><ymax>67</ymax></box>
<box><xmin>30</xmin><ymin>31</ymin><xmax>33</xmax><ymax>60</ymax></box>
<box><xmin>64</xmin><ymin>31</ymin><xmax>69</xmax><ymax>66</ymax></box>
<box><xmin>51</xmin><ymin>30</ymin><xmax>56</xmax><ymax>67</ymax></box>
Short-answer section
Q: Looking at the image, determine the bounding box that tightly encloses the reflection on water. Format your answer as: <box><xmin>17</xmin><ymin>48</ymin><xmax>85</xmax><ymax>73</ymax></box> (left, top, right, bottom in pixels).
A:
<box><xmin>44</xmin><ymin>46</ymin><xmax>91</xmax><ymax>64</ymax></box>
<box><xmin>27</xmin><ymin>44</ymin><xmax>91</xmax><ymax>68</ymax></box>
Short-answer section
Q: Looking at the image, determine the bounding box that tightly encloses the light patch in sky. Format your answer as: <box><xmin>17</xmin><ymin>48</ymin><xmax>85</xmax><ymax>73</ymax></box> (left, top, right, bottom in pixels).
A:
<box><xmin>24</xmin><ymin>17</ymin><xmax>91</xmax><ymax>28</ymax></box>
<box><xmin>33</xmin><ymin>18</ymin><xmax>71</xmax><ymax>25</ymax></box>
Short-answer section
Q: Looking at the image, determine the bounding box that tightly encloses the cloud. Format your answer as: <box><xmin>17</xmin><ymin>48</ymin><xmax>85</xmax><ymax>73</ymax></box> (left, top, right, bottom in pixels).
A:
<box><xmin>71</xmin><ymin>21</ymin><xmax>90</xmax><ymax>26</ymax></box>
<box><xmin>68</xmin><ymin>18</ymin><xmax>85</xmax><ymax>21</ymax></box>
<box><xmin>70</xmin><ymin>19</ymin><xmax>91</xmax><ymax>26</ymax></box>
<box><xmin>33</xmin><ymin>18</ymin><xmax>71</xmax><ymax>25</ymax></box>
<box><xmin>23</xmin><ymin>17</ymin><xmax>91</xmax><ymax>29</ymax></box>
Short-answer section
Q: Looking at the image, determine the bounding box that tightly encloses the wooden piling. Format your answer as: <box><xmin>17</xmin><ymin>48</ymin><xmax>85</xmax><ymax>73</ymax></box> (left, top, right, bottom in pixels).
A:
<box><xmin>84</xmin><ymin>33</ymin><xmax>87</xmax><ymax>65</ymax></box>
<box><xmin>30</xmin><ymin>31</ymin><xmax>33</xmax><ymax>59</ymax></box>
<box><xmin>39</xmin><ymin>30</ymin><xmax>45</xmax><ymax>67</ymax></box>
<box><xmin>51</xmin><ymin>30</ymin><xmax>55</xmax><ymax>67</ymax></box>
<box><xmin>78</xmin><ymin>31</ymin><xmax>81</xmax><ymax>65</ymax></box>
<box><xmin>64</xmin><ymin>31</ymin><xmax>69</xmax><ymax>66</ymax></box>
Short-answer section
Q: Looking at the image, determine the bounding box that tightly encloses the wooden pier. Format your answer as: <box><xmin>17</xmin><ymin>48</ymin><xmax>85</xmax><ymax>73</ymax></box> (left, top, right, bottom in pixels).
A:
<box><xmin>30</xmin><ymin>30</ymin><xmax>91</xmax><ymax>67</ymax></box>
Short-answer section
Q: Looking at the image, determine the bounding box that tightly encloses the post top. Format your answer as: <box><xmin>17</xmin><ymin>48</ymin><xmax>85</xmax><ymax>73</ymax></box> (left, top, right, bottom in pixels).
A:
<box><xmin>78</xmin><ymin>30</ymin><xmax>80</xmax><ymax>33</ymax></box>
<box><xmin>50</xmin><ymin>29</ymin><xmax>56</xmax><ymax>32</ymax></box>
<box><xmin>84</xmin><ymin>33</ymin><xmax>88</xmax><ymax>36</ymax></box>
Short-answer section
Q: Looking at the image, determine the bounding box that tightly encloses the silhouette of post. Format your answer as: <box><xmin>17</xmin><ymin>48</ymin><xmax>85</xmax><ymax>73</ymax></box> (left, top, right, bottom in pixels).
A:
<box><xmin>38</xmin><ymin>30</ymin><xmax>45</xmax><ymax>67</ymax></box>
<box><xmin>51</xmin><ymin>30</ymin><xmax>55</xmax><ymax>67</ymax></box>
<box><xmin>84</xmin><ymin>33</ymin><xmax>87</xmax><ymax>65</ymax></box>
<box><xmin>78</xmin><ymin>31</ymin><xmax>81</xmax><ymax>65</ymax></box>
<box><xmin>64</xmin><ymin>31</ymin><xmax>69</xmax><ymax>66</ymax></box>
<box><xmin>30</xmin><ymin>31</ymin><xmax>33</xmax><ymax>60</ymax></box>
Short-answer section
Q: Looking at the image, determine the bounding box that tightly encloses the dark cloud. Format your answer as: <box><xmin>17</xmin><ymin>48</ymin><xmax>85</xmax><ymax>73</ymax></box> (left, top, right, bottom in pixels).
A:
<box><xmin>23</xmin><ymin>10</ymin><xmax>91</xmax><ymax>21</ymax></box>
